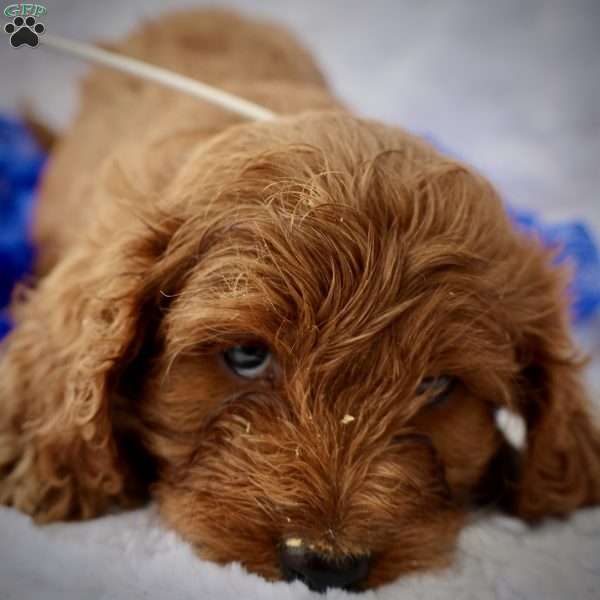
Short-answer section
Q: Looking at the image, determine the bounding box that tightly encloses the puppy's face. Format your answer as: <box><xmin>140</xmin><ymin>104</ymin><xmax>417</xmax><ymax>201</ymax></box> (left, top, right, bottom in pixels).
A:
<box><xmin>128</xmin><ymin>115</ymin><xmax>520</xmax><ymax>590</ymax></box>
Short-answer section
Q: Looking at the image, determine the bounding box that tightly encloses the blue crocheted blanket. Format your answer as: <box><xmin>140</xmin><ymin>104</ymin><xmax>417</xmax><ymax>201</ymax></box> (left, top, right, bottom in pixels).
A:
<box><xmin>1</xmin><ymin>115</ymin><xmax>599</xmax><ymax>339</ymax></box>
<box><xmin>0</xmin><ymin>116</ymin><xmax>43</xmax><ymax>338</ymax></box>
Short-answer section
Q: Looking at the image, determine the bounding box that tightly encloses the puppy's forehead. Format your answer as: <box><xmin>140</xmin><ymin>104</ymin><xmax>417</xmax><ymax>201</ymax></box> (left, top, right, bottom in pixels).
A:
<box><xmin>165</xmin><ymin>200</ymin><xmax>512</xmax><ymax>381</ymax></box>
<box><xmin>164</xmin><ymin>112</ymin><xmax>516</xmax><ymax>370</ymax></box>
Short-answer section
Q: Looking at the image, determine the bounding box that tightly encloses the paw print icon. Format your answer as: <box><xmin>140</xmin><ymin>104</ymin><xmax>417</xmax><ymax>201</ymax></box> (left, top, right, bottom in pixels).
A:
<box><xmin>4</xmin><ymin>16</ymin><xmax>45</xmax><ymax>48</ymax></box>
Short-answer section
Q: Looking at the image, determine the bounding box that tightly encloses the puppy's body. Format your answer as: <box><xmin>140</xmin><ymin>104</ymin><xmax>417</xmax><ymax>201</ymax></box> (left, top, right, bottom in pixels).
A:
<box><xmin>2</xmin><ymin>9</ymin><xmax>600</xmax><ymax>592</ymax></box>
<box><xmin>35</xmin><ymin>10</ymin><xmax>338</xmax><ymax>272</ymax></box>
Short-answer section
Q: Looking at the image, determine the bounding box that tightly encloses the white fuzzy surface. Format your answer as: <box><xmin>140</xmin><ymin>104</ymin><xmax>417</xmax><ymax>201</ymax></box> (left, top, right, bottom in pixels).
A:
<box><xmin>1</xmin><ymin>1</ymin><xmax>599</xmax><ymax>598</ymax></box>
<box><xmin>1</xmin><ymin>504</ymin><xmax>600</xmax><ymax>600</ymax></box>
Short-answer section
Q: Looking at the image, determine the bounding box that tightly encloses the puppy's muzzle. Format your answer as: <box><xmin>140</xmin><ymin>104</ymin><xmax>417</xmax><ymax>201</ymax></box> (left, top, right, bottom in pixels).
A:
<box><xmin>279</xmin><ymin>540</ymin><xmax>370</xmax><ymax>592</ymax></box>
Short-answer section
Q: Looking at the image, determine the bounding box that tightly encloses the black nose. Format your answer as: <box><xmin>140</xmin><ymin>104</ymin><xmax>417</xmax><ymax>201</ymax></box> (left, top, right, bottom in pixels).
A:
<box><xmin>279</xmin><ymin>542</ymin><xmax>369</xmax><ymax>592</ymax></box>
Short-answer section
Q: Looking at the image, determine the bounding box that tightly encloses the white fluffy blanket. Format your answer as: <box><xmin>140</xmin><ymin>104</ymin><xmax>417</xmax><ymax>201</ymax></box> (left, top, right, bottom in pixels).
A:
<box><xmin>1</xmin><ymin>504</ymin><xmax>599</xmax><ymax>599</ymax></box>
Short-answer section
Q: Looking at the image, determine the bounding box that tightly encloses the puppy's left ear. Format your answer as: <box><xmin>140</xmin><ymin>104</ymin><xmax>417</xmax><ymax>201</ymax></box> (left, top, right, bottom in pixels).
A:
<box><xmin>508</xmin><ymin>250</ymin><xmax>600</xmax><ymax>520</ymax></box>
<box><xmin>513</xmin><ymin>359</ymin><xmax>600</xmax><ymax>519</ymax></box>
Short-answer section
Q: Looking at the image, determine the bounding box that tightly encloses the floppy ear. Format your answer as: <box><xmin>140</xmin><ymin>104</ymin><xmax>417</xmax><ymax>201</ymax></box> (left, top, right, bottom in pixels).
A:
<box><xmin>0</xmin><ymin>164</ymin><xmax>185</xmax><ymax>522</ymax></box>
<box><xmin>508</xmin><ymin>250</ymin><xmax>600</xmax><ymax>520</ymax></box>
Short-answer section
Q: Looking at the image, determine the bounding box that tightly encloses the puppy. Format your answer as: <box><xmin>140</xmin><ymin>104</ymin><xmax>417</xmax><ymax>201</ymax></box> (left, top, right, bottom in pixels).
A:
<box><xmin>1</xmin><ymin>9</ymin><xmax>599</xmax><ymax>592</ymax></box>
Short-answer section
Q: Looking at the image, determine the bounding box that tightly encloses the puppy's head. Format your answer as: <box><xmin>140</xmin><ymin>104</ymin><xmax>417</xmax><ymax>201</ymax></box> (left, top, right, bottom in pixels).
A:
<box><xmin>2</xmin><ymin>113</ymin><xmax>599</xmax><ymax>591</ymax></box>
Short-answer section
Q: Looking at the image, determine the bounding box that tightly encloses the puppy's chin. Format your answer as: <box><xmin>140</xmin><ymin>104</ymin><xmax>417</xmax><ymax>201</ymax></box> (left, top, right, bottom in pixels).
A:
<box><xmin>152</xmin><ymin>392</ymin><xmax>464</xmax><ymax>588</ymax></box>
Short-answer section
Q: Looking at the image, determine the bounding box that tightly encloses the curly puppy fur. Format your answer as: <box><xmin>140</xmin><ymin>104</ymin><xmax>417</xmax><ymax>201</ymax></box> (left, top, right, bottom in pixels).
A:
<box><xmin>1</xmin><ymin>9</ymin><xmax>599</xmax><ymax>590</ymax></box>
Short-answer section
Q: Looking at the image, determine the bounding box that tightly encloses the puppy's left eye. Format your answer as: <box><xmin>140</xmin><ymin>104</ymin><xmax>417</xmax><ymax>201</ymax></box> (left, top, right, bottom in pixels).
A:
<box><xmin>223</xmin><ymin>344</ymin><xmax>271</xmax><ymax>378</ymax></box>
<box><xmin>416</xmin><ymin>376</ymin><xmax>456</xmax><ymax>405</ymax></box>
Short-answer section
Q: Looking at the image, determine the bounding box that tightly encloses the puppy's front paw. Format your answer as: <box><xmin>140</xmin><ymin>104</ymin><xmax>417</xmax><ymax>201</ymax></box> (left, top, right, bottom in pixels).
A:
<box><xmin>0</xmin><ymin>438</ymin><xmax>44</xmax><ymax>517</ymax></box>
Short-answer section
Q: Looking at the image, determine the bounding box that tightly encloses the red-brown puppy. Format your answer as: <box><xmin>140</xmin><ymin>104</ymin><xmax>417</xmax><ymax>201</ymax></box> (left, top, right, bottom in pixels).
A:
<box><xmin>1</xmin><ymin>9</ymin><xmax>599</xmax><ymax>592</ymax></box>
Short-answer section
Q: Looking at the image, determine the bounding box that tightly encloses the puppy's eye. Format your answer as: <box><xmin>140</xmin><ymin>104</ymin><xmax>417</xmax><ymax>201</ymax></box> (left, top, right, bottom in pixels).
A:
<box><xmin>223</xmin><ymin>344</ymin><xmax>271</xmax><ymax>378</ymax></box>
<box><xmin>416</xmin><ymin>376</ymin><xmax>456</xmax><ymax>405</ymax></box>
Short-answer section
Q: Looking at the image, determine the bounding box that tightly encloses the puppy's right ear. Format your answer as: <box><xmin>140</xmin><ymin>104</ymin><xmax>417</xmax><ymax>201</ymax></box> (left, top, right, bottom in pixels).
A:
<box><xmin>0</xmin><ymin>160</ymin><xmax>186</xmax><ymax>522</ymax></box>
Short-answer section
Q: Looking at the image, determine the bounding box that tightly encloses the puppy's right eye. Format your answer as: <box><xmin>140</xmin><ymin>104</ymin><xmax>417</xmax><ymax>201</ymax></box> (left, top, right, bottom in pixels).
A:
<box><xmin>223</xmin><ymin>344</ymin><xmax>271</xmax><ymax>379</ymax></box>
